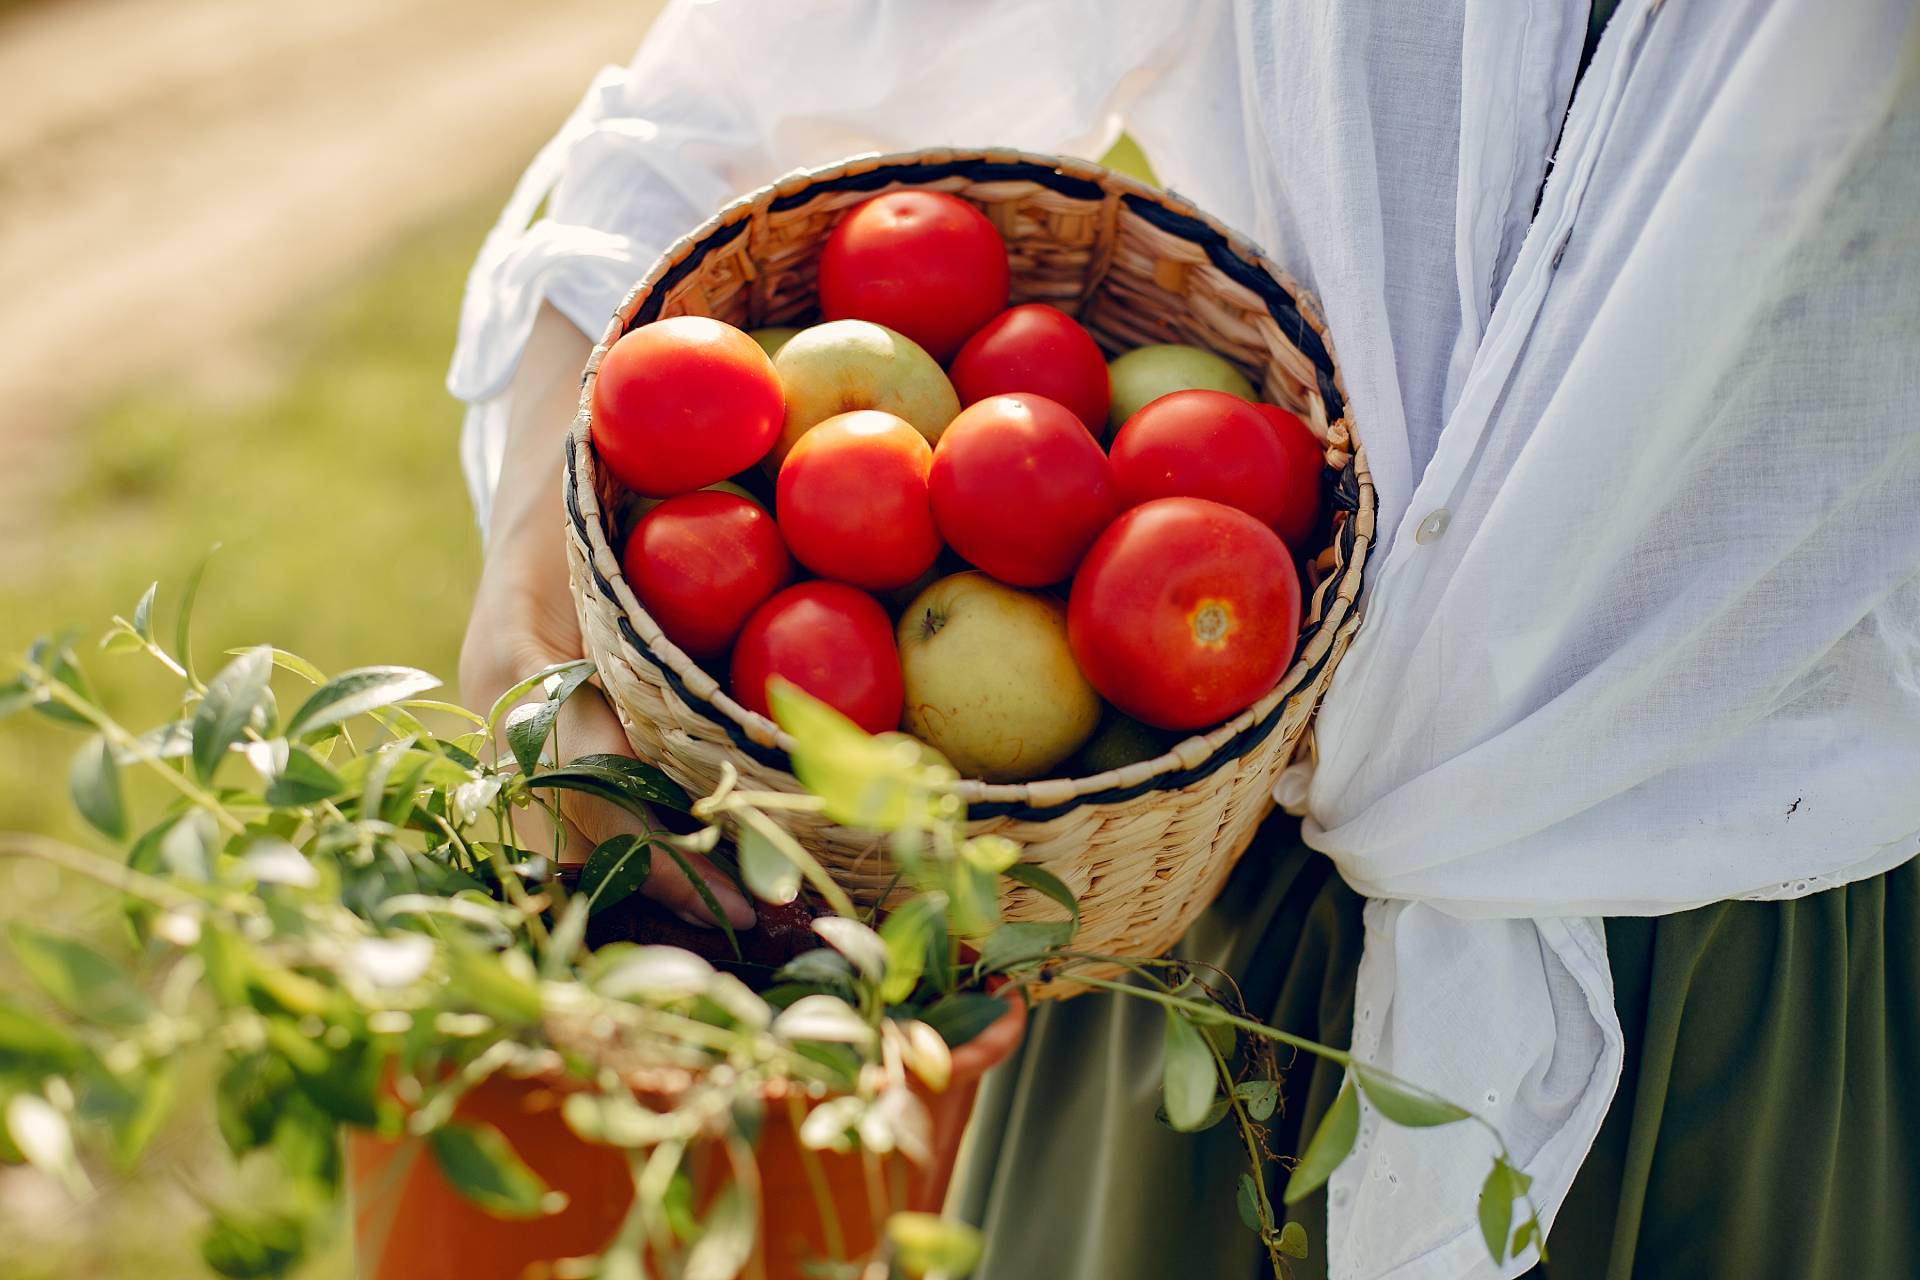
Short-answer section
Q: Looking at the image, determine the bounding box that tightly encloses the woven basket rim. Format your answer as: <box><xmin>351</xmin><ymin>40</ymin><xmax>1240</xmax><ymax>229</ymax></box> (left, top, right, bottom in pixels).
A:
<box><xmin>567</xmin><ymin>146</ymin><xmax>1373</xmax><ymax>814</ymax></box>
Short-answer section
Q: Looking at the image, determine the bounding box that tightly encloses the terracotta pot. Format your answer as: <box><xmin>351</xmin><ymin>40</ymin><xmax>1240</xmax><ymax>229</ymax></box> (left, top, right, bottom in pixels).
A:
<box><xmin>347</xmin><ymin>995</ymin><xmax>1026</xmax><ymax>1280</ymax></box>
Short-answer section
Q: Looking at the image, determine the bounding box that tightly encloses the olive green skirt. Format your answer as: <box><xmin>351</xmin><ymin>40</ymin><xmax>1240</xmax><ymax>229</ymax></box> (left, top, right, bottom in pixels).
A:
<box><xmin>952</xmin><ymin>815</ymin><xmax>1920</xmax><ymax>1279</ymax></box>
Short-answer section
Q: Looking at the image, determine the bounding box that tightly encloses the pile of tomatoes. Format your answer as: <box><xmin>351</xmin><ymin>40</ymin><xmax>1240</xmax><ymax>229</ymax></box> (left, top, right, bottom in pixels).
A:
<box><xmin>591</xmin><ymin>189</ymin><xmax>1322</xmax><ymax>783</ymax></box>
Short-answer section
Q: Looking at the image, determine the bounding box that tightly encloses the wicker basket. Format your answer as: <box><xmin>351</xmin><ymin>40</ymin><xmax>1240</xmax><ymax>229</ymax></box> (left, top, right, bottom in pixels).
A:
<box><xmin>565</xmin><ymin>148</ymin><xmax>1374</xmax><ymax>993</ymax></box>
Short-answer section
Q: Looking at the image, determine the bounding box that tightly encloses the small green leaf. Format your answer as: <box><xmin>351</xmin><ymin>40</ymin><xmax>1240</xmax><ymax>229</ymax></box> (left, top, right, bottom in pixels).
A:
<box><xmin>7</xmin><ymin>1094</ymin><xmax>89</xmax><ymax>1196</ymax></box>
<box><xmin>174</xmin><ymin>546</ymin><xmax>218</xmax><ymax>687</ymax></box>
<box><xmin>960</xmin><ymin>834</ymin><xmax>1020</xmax><ymax>873</ymax></box>
<box><xmin>101</xmin><ymin>626</ymin><xmax>145</xmax><ymax>656</ymax></box>
<box><xmin>578</xmin><ymin>834</ymin><xmax>653</xmax><ymax>914</ymax></box>
<box><xmin>772</xmin><ymin>948</ymin><xmax>856</xmax><ymax>995</ymax></box>
<box><xmin>543</xmin><ymin>897</ymin><xmax>590</xmax><ymax>977</ymax></box>
<box><xmin>523</xmin><ymin>754</ymin><xmax>690</xmax><ymax>816</ymax></box>
<box><xmin>919</xmin><ymin>992</ymin><xmax>1011</xmax><ymax>1048</ymax></box>
<box><xmin>1283</xmin><ymin>1078</ymin><xmax>1359</xmax><ymax>1205</ymax></box>
<box><xmin>428</xmin><ymin>1121</ymin><xmax>556</xmax><ymax>1219</ymax></box>
<box><xmin>1235</xmin><ymin>1172</ymin><xmax>1262</xmax><ymax>1232</ymax></box>
<box><xmin>263</xmin><ymin>743</ymin><xmax>344</xmax><ymax>806</ymax></box>
<box><xmin>160</xmin><ymin>809</ymin><xmax>217</xmax><ymax>882</ymax></box>
<box><xmin>887</xmin><ymin>1211</ymin><xmax>984</xmax><ymax>1278</ymax></box>
<box><xmin>191</xmin><ymin>646</ymin><xmax>273</xmax><ymax>782</ymax></box>
<box><xmin>1161</xmin><ymin>1010</ymin><xmax>1219</xmax><ymax>1131</ymax></box>
<box><xmin>199</xmin><ymin>1206</ymin><xmax>306</xmax><ymax>1279</ymax></box>
<box><xmin>1277</xmin><ymin>1220</ymin><xmax>1310</xmax><ymax>1259</ymax></box>
<box><xmin>482</xmin><ymin>658</ymin><xmax>594</xmax><ymax>733</ymax></box>
<box><xmin>974</xmin><ymin>920</ymin><xmax>1072</xmax><ymax>974</ymax></box>
<box><xmin>254</xmin><ymin>648</ymin><xmax>326</xmax><ymax>685</ymax></box>
<box><xmin>767</xmin><ymin>679</ymin><xmax>953</xmax><ymax>829</ymax></box>
<box><xmin>1511</xmin><ymin>1216</ymin><xmax>1540</xmax><ymax>1259</ymax></box>
<box><xmin>502</xmin><ymin>663</ymin><xmax>597</xmax><ymax>775</ymax></box>
<box><xmin>0</xmin><ymin>675</ymin><xmax>32</xmax><ymax>720</ymax></box>
<box><xmin>1000</xmin><ymin>861</ymin><xmax>1080</xmax><ymax>927</ymax></box>
<box><xmin>445</xmin><ymin>949</ymin><xmax>544</xmax><ymax>1028</ymax></box>
<box><xmin>1236</xmin><ymin>1078</ymin><xmax>1279</xmax><ymax>1122</ymax></box>
<box><xmin>684</xmin><ymin>1182</ymin><xmax>754</xmax><ymax>1280</ymax></box>
<box><xmin>9</xmin><ymin>924</ymin><xmax>149</xmax><ymax>1027</ymax></box>
<box><xmin>30</xmin><ymin>640</ymin><xmax>94</xmax><ymax>727</ymax></box>
<box><xmin>1477</xmin><ymin>1156</ymin><xmax>1533</xmax><ymax>1264</ymax></box>
<box><xmin>812</xmin><ymin>916</ymin><xmax>887</xmax><ymax>982</ymax></box>
<box><xmin>0</xmin><ymin>998</ymin><xmax>85</xmax><ymax>1063</ymax></box>
<box><xmin>771</xmin><ymin>994</ymin><xmax>875</xmax><ymax>1047</ymax></box>
<box><xmin>738</xmin><ymin>821</ymin><xmax>801</xmax><ymax>906</ymax></box>
<box><xmin>284</xmin><ymin>666</ymin><xmax>441</xmax><ymax>739</ymax></box>
<box><xmin>69</xmin><ymin>735</ymin><xmax>126</xmax><ymax>839</ymax></box>
<box><xmin>131</xmin><ymin>581</ymin><xmax>158</xmax><ymax>641</ymax></box>
<box><xmin>877</xmin><ymin>893</ymin><xmax>945</xmax><ymax>1003</ymax></box>
<box><xmin>1355</xmin><ymin>1066</ymin><xmax>1471</xmax><ymax>1128</ymax></box>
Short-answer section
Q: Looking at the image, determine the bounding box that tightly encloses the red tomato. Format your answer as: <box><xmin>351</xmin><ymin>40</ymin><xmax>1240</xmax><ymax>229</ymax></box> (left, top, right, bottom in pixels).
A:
<box><xmin>1067</xmin><ymin>497</ymin><xmax>1301</xmax><ymax>731</ymax></box>
<box><xmin>730</xmin><ymin>582</ymin><xmax>903</xmax><ymax>734</ymax></box>
<box><xmin>1253</xmin><ymin>403</ymin><xmax>1326</xmax><ymax>551</ymax></box>
<box><xmin>590</xmin><ymin>317</ymin><xmax>784</xmax><ymax>497</ymax></box>
<box><xmin>776</xmin><ymin>410</ymin><xmax>942</xmax><ymax>591</ymax></box>
<box><xmin>929</xmin><ymin>393</ymin><xmax>1117</xmax><ymax>586</ymax></box>
<box><xmin>817</xmin><ymin>191</ymin><xmax>1009</xmax><ymax>361</ymax></box>
<box><xmin>948</xmin><ymin>304</ymin><xmax>1112</xmax><ymax>435</ymax></box>
<box><xmin>622</xmin><ymin>491</ymin><xmax>791</xmax><ymax>660</ymax></box>
<box><xmin>1108</xmin><ymin>389</ymin><xmax>1302</xmax><ymax>532</ymax></box>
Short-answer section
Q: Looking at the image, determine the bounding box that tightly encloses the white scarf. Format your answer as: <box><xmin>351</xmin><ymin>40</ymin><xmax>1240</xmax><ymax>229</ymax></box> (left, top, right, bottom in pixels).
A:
<box><xmin>448</xmin><ymin>2</ymin><xmax>1920</xmax><ymax>1274</ymax></box>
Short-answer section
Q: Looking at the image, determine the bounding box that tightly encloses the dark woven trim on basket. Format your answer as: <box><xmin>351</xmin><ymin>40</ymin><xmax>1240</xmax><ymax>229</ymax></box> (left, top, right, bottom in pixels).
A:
<box><xmin>768</xmin><ymin>158</ymin><xmax>1107</xmax><ymax>211</ymax></box>
<box><xmin>567</xmin><ymin>443</ymin><xmax>1354</xmax><ymax>823</ymax></box>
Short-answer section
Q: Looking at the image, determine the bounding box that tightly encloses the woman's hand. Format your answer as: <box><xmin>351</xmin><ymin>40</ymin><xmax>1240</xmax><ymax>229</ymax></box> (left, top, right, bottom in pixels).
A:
<box><xmin>458</xmin><ymin>302</ymin><xmax>754</xmax><ymax>929</ymax></box>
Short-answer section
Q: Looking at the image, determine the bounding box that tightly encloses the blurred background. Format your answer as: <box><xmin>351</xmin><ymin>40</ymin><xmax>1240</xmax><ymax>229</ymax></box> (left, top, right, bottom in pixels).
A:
<box><xmin>0</xmin><ymin>0</ymin><xmax>661</xmax><ymax>1274</ymax></box>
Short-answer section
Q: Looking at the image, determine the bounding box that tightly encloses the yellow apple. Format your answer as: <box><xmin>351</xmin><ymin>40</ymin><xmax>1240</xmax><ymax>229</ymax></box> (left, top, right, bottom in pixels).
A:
<box><xmin>1106</xmin><ymin>343</ymin><xmax>1256</xmax><ymax>434</ymax></box>
<box><xmin>897</xmin><ymin>572</ymin><xmax>1100</xmax><ymax>782</ymax></box>
<box><xmin>768</xmin><ymin>320</ymin><xmax>960</xmax><ymax>469</ymax></box>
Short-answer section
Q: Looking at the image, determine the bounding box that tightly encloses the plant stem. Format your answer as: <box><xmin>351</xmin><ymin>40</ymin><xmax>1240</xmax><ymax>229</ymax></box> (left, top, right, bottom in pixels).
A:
<box><xmin>1060</xmin><ymin>972</ymin><xmax>1354</xmax><ymax>1068</ymax></box>
<box><xmin>0</xmin><ymin>832</ymin><xmax>212</xmax><ymax>913</ymax></box>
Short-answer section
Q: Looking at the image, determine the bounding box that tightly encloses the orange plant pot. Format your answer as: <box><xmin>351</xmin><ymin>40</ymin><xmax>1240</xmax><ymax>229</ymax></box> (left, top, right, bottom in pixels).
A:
<box><xmin>347</xmin><ymin>997</ymin><xmax>1026</xmax><ymax>1280</ymax></box>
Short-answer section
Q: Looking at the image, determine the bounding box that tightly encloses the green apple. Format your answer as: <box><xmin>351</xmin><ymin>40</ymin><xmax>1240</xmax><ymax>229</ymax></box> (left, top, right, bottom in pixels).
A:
<box><xmin>748</xmin><ymin>326</ymin><xmax>801</xmax><ymax>359</ymax></box>
<box><xmin>1106</xmin><ymin>343</ymin><xmax>1257</xmax><ymax>434</ymax></box>
<box><xmin>1069</xmin><ymin>708</ymin><xmax>1174</xmax><ymax>775</ymax></box>
<box><xmin>897</xmin><ymin>572</ymin><xmax>1100</xmax><ymax>783</ymax></box>
<box><xmin>769</xmin><ymin>321</ymin><xmax>960</xmax><ymax>469</ymax></box>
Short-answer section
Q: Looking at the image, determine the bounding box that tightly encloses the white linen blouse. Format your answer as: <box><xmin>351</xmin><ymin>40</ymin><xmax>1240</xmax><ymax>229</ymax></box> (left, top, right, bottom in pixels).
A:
<box><xmin>448</xmin><ymin>3</ymin><xmax>1920</xmax><ymax>1276</ymax></box>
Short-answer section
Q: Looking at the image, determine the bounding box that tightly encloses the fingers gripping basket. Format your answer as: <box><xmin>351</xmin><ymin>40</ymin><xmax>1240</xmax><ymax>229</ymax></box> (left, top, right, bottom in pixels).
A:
<box><xmin>565</xmin><ymin>148</ymin><xmax>1374</xmax><ymax>993</ymax></box>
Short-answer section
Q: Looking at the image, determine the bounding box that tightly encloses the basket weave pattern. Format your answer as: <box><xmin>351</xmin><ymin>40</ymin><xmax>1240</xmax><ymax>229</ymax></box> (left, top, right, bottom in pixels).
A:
<box><xmin>565</xmin><ymin>149</ymin><xmax>1374</xmax><ymax>991</ymax></box>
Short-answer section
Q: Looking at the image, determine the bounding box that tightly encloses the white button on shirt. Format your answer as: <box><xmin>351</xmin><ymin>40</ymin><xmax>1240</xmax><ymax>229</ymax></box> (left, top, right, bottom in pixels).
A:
<box><xmin>449</xmin><ymin>3</ymin><xmax>1920</xmax><ymax>1276</ymax></box>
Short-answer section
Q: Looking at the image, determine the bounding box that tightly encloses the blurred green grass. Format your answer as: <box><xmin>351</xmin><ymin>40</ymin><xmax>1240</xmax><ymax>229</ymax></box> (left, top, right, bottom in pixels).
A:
<box><xmin>0</xmin><ymin>200</ymin><xmax>492</xmax><ymax>1279</ymax></box>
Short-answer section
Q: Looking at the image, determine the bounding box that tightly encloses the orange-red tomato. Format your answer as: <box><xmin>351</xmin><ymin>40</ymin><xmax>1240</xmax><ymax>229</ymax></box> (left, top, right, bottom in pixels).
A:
<box><xmin>817</xmin><ymin>191</ymin><xmax>1009</xmax><ymax>362</ymax></box>
<box><xmin>948</xmin><ymin>304</ymin><xmax>1112</xmax><ymax>435</ymax></box>
<box><xmin>622</xmin><ymin>491</ymin><xmax>791</xmax><ymax>660</ymax></box>
<box><xmin>1108</xmin><ymin>389</ymin><xmax>1299</xmax><ymax>532</ymax></box>
<box><xmin>1253</xmin><ymin>403</ymin><xmax>1326</xmax><ymax>551</ymax></box>
<box><xmin>590</xmin><ymin>317</ymin><xmax>783</xmax><ymax>497</ymax></box>
<box><xmin>776</xmin><ymin>411</ymin><xmax>942</xmax><ymax>591</ymax></box>
<box><xmin>1067</xmin><ymin>497</ymin><xmax>1300</xmax><ymax>731</ymax></box>
<box><xmin>730</xmin><ymin>582</ymin><xmax>903</xmax><ymax>734</ymax></box>
<box><xmin>929</xmin><ymin>393</ymin><xmax>1117</xmax><ymax>587</ymax></box>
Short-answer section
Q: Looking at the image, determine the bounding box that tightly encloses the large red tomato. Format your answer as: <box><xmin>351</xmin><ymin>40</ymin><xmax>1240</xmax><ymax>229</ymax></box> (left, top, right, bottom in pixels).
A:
<box><xmin>776</xmin><ymin>410</ymin><xmax>942</xmax><ymax>591</ymax></box>
<box><xmin>1253</xmin><ymin>403</ymin><xmax>1326</xmax><ymax>551</ymax></box>
<box><xmin>730</xmin><ymin>582</ymin><xmax>904</xmax><ymax>734</ymax></box>
<box><xmin>929</xmin><ymin>393</ymin><xmax>1117</xmax><ymax>586</ymax></box>
<box><xmin>622</xmin><ymin>491</ymin><xmax>791</xmax><ymax>660</ymax></box>
<box><xmin>948</xmin><ymin>304</ymin><xmax>1111</xmax><ymax>435</ymax></box>
<box><xmin>817</xmin><ymin>191</ymin><xmax>1009</xmax><ymax>361</ymax></box>
<box><xmin>1108</xmin><ymin>389</ymin><xmax>1300</xmax><ymax>532</ymax></box>
<box><xmin>590</xmin><ymin>317</ymin><xmax>784</xmax><ymax>497</ymax></box>
<box><xmin>1067</xmin><ymin>497</ymin><xmax>1300</xmax><ymax>731</ymax></box>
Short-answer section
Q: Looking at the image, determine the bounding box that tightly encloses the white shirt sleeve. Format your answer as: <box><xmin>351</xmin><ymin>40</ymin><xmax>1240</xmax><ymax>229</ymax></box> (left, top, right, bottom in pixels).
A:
<box><xmin>446</xmin><ymin>0</ymin><xmax>1199</xmax><ymax>527</ymax></box>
